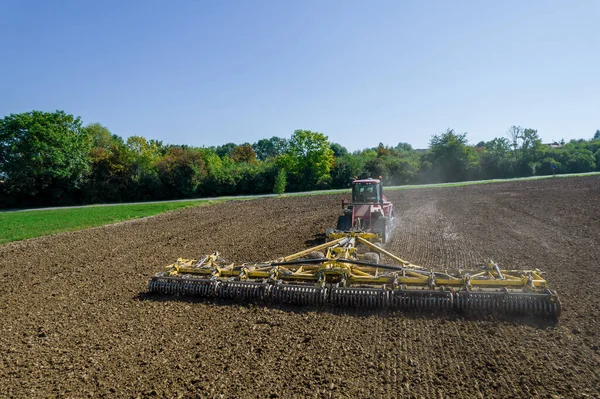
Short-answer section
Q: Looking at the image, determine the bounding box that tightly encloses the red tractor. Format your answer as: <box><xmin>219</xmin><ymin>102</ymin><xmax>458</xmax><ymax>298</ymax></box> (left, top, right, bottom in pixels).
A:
<box><xmin>332</xmin><ymin>178</ymin><xmax>396</xmax><ymax>244</ymax></box>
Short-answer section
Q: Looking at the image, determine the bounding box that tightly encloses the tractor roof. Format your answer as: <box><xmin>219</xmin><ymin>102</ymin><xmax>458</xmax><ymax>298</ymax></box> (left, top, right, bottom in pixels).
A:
<box><xmin>353</xmin><ymin>178</ymin><xmax>380</xmax><ymax>184</ymax></box>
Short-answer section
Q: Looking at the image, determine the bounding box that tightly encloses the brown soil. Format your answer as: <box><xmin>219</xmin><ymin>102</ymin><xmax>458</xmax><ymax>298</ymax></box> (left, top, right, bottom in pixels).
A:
<box><xmin>1</xmin><ymin>176</ymin><xmax>599</xmax><ymax>399</ymax></box>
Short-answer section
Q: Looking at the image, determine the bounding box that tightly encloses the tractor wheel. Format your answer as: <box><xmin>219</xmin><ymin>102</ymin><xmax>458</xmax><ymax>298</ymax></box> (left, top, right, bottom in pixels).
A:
<box><xmin>373</xmin><ymin>218</ymin><xmax>387</xmax><ymax>244</ymax></box>
<box><xmin>336</xmin><ymin>215</ymin><xmax>352</xmax><ymax>231</ymax></box>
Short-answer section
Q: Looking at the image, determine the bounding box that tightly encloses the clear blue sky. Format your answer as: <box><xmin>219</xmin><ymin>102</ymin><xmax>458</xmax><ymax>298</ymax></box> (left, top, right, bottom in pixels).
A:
<box><xmin>1</xmin><ymin>0</ymin><xmax>598</xmax><ymax>151</ymax></box>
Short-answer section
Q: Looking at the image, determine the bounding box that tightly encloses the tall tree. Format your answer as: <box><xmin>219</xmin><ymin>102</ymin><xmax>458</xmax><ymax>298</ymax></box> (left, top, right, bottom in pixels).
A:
<box><xmin>376</xmin><ymin>143</ymin><xmax>393</xmax><ymax>158</ymax></box>
<box><xmin>85</xmin><ymin>126</ymin><xmax>134</xmax><ymax>203</ymax></box>
<box><xmin>0</xmin><ymin>110</ymin><xmax>90</xmax><ymax>206</ymax></box>
<box><xmin>330</xmin><ymin>155</ymin><xmax>365</xmax><ymax>188</ymax></box>
<box><xmin>156</xmin><ymin>147</ymin><xmax>207</xmax><ymax>197</ymax></box>
<box><xmin>252</xmin><ymin>137</ymin><xmax>289</xmax><ymax>161</ymax></box>
<box><xmin>280</xmin><ymin>129</ymin><xmax>334</xmax><ymax>189</ymax></box>
<box><xmin>364</xmin><ymin>157</ymin><xmax>388</xmax><ymax>179</ymax></box>
<box><xmin>125</xmin><ymin>136</ymin><xmax>162</xmax><ymax>199</ymax></box>
<box><xmin>395</xmin><ymin>142</ymin><xmax>414</xmax><ymax>152</ymax></box>
<box><xmin>231</xmin><ymin>144</ymin><xmax>257</xmax><ymax>163</ymax></box>
<box><xmin>423</xmin><ymin>129</ymin><xmax>477</xmax><ymax>182</ymax></box>
<box><xmin>216</xmin><ymin>142</ymin><xmax>237</xmax><ymax>158</ymax></box>
<box><xmin>330</xmin><ymin>142</ymin><xmax>348</xmax><ymax>158</ymax></box>
<box><xmin>480</xmin><ymin>137</ymin><xmax>512</xmax><ymax>178</ymax></box>
<box><xmin>508</xmin><ymin>126</ymin><xmax>542</xmax><ymax>176</ymax></box>
<box><xmin>86</xmin><ymin>123</ymin><xmax>115</xmax><ymax>149</ymax></box>
<box><xmin>385</xmin><ymin>157</ymin><xmax>417</xmax><ymax>185</ymax></box>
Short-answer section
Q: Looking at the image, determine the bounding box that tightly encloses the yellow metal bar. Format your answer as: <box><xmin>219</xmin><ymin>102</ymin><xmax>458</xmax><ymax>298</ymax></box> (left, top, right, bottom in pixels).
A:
<box><xmin>281</xmin><ymin>238</ymin><xmax>345</xmax><ymax>262</ymax></box>
<box><xmin>328</xmin><ymin>232</ymin><xmax>379</xmax><ymax>240</ymax></box>
<box><xmin>350</xmin><ymin>268</ymin><xmax>374</xmax><ymax>277</ymax></box>
<box><xmin>356</xmin><ymin>237</ymin><xmax>424</xmax><ymax>269</ymax></box>
<box><xmin>246</xmin><ymin>271</ymin><xmax>272</xmax><ymax>278</ymax></box>
<box><xmin>347</xmin><ymin>276</ymin><xmax>394</xmax><ymax>284</ymax></box>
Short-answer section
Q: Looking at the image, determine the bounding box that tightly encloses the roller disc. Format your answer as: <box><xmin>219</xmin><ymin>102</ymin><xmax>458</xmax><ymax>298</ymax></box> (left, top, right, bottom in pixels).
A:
<box><xmin>148</xmin><ymin>277</ymin><xmax>217</xmax><ymax>297</ymax></box>
<box><xmin>390</xmin><ymin>289</ymin><xmax>453</xmax><ymax>311</ymax></box>
<box><xmin>455</xmin><ymin>291</ymin><xmax>560</xmax><ymax>318</ymax></box>
<box><xmin>271</xmin><ymin>284</ymin><xmax>327</xmax><ymax>306</ymax></box>
<box><xmin>218</xmin><ymin>281</ymin><xmax>270</xmax><ymax>301</ymax></box>
<box><xmin>330</xmin><ymin>287</ymin><xmax>389</xmax><ymax>309</ymax></box>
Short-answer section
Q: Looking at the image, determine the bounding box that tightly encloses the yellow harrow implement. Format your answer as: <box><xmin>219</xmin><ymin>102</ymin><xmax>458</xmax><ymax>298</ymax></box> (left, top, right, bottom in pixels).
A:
<box><xmin>148</xmin><ymin>232</ymin><xmax>561</xmax><ymax>318</ymax></box>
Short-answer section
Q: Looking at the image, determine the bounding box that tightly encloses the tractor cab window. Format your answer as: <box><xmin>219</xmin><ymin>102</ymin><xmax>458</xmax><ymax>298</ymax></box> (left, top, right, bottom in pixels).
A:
<box><xmin>352</xmin><ymin>183</ymin><xmax>381</xmax><ymax>203</ymax></box>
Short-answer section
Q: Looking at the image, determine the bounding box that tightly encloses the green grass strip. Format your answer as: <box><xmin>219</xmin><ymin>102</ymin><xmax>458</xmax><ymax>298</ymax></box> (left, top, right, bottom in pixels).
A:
<box><xmin>0</xmin><ymin>200</ymin><xmax>221</xmax><ymax>245</ymax></box>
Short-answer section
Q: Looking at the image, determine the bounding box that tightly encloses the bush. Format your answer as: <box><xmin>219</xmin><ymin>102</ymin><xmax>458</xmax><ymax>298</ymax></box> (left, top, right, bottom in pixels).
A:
<box><xmin>537</xmin><ymin>158</ymin><xmax>560</xmax><ymax>176</ymax></box>
<box><xmin>273</xmin><ymin>169</ymin><xmax>287</xmax><ymax>194</ymax></box>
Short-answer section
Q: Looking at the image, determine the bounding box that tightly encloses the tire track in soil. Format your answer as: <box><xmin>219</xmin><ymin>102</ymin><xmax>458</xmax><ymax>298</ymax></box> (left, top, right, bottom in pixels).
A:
<box><xmin>389</xmin><ymin>199</ymin><xmax>482</xmax><ymax>270</ymax></box>
<box><xmin>0</xmin><ymin>177</ymin><xmax>599</xmax><ymax>398</ymax></box>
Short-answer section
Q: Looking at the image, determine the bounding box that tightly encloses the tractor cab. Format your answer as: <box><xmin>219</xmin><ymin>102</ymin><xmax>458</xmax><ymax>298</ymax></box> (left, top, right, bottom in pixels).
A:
<box><xmin>352</xmin><ymin>178</ymin><xmax>383</xmax><ymax>204</ymax></box>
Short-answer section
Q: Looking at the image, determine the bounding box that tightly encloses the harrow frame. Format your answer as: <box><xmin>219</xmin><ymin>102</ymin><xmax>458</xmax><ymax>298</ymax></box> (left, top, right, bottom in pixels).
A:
<box><xmin>148</xmin><ymin>232</ymin><xmax>561</xmax><ymax>317</ymax></box>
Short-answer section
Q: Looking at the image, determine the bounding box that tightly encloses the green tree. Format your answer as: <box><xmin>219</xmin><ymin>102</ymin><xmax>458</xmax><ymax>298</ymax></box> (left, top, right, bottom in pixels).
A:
<box><xmin>520</xmin><ymin>128</ymin><xmax>543</xmax><ymax>175</ymax></box>
<box><xmin>364</xmin><ymin>157</ymin><xmax>388</xmax><ymax>179</ymax></box>
<box><xmin>280</xmin><ymin>129</ymin><xmax>334</xmax><ymax>190</ymax></box>
<box><xmin>538</xmin><ymin>158</ymin><xmax>561</xmax><ymax>175</ymax></box>
<box><xmin>395</xmin><ymin>142</ymin><xmax>414</xmax><ymax>152</ymax></box>
<box><xmin>594</xmin><ymin>130</ymin><xmax>600</xmax><ymax>140</ymax></box>
<box><xmin>273</xmin><ymin>169</ymin><xmax>287</xmax><ymax>194</ymax></box>
<box><xmin>563</xmin><ymin>147</ymin><xmax>596</xmax><ymax>173</ymax></box>
<box><xmin>125</xmin><ymin>136</ymin><xmax>162</xmax><ymax>199</ymax></box>
<box><xmin>330</xmin><ymin>155</ymin><xmax>365</xmax><ymax>188</ymax></box>
<box><xmin>330</xmin><ymin>142</ymin><xmax>348</xmax><ymax>158</ymax></box>
<box><xmin>376</xmin><ymin>143</ymin><xmax>394</xmax><ymax>158</ymax></box>
<box><xmin>507</xmin><ymin>126</ymin><xmax>542</xmax><ymax>176</ymax></box>
<box><xmin>252</xmin><ymin>137</ymin><xmax>289</xmax><ymax>161</ymax></box>
<box><xmin>156</xmin><ymin>147</ymin><xmax>207</xmax><ymax>197</ymax></box>
<box><xmin>86</xmin><ymin>123</ymin><xmax>116</xmax><ymax>149</ymax></box>
<box><xmin>216</xmin><ymin>142</ymin><xmax>237</xmax><ymax>158</ymax></box>
<box><xmin>85</xmin><ymin>127</ymin><xmax>134</xmax><ymax>202</ymax></box>
<box><xmin>480</xmin><ymin>137</ymin><xmax>513</xmax><ymax>178</ymax></box>
<box><xmin>202</xmin><ymin>150</ymin><xmax>236</xmax><ymax>195</ymax></box>
<box><xmin>422</xmin><ymin>129</ymin><xmax>477</xmax><ymax>182</ymax></box>
<box><xmin>0</xmin><ymin>110</ymin><xmax>90</xmax><ymax>206</ymax></box>
<box><xmin>385</xmin><ymin>157</ymin><xmax>417</xmax><ymax>185</ymax></box>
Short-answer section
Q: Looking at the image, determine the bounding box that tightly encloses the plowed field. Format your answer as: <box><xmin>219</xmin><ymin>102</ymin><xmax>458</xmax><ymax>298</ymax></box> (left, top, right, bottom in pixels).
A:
<box><xmin>1</xmin><ymin>176</ymin><xmax>599</xmax><ymax>398</ymax></box>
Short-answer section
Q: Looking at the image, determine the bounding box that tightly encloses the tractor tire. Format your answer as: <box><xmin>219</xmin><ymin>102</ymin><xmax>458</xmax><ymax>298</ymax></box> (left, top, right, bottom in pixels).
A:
<box><xmin>373</xmin><ymin>218</ymin><xmax>388</xmax><ymax>244</ymax></box>
<box><xmin>336</xmin><ymin>215</ymin><xmax>352</xmax><ymax>231</ymax></box>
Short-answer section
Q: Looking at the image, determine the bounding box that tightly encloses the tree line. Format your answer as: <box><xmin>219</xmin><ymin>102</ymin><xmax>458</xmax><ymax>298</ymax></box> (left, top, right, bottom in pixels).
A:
<box><xmin>1</xmin><ymin>110</ymin><xmax>599</xmax><ymax>208</ymax></box>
